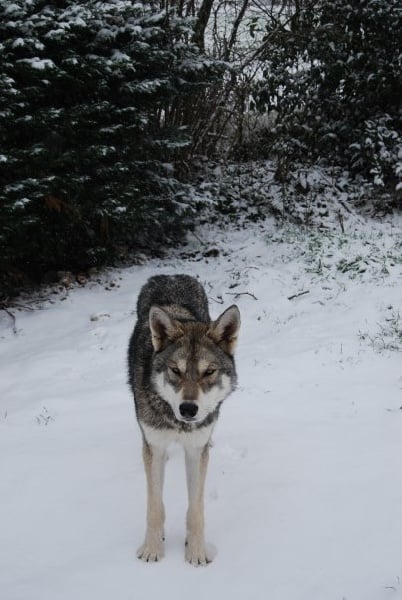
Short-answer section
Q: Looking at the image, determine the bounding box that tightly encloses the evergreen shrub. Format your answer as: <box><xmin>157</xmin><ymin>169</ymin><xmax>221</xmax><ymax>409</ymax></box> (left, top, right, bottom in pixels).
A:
<box><xmin>0</xmin><ymin>0</ymin><xmax>220</xmax><ymax>297</ymax></box>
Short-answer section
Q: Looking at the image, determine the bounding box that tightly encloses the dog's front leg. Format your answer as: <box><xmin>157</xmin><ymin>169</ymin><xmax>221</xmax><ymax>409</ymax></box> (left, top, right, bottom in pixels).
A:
<box><xmin>184</xmin><ymin>443</ymin><xmax>212</xmax><ymax>566</ymax></box>
<box><xmin>137</xmin><ymin>440</ymin><xmax>166</xmax><ymax>562</ymax></box>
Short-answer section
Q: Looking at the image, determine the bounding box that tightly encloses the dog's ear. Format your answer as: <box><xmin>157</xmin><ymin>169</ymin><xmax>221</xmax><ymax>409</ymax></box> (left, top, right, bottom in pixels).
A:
<box><xmin>149</xmin><ymin>306</ymin><xmax>183</xmax><ymax>351</ymax></box>
<box><xmin>207</xmin><ymin>305</ymin><xmax>240</xmax><ymax>355</ymax></box>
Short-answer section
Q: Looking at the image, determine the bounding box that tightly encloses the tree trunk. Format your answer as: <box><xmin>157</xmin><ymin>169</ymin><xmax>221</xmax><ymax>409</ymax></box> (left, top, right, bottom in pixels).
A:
<box><xmin>192</xmin><ymin>0</ymin><xmax>214</xmax><ymax>50</ymax></box>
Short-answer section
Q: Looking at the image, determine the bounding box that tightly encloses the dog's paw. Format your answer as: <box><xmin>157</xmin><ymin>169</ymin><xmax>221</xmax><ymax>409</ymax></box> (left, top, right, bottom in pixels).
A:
<box><xmin>185</xmin><ymin>539</ymin><xmax>213</xmax><ymax>567</ymax></box>
<box><xmin>137</xmin><ymin>539</ymin><xmax>164</xmax><ymax>563</ymax></box>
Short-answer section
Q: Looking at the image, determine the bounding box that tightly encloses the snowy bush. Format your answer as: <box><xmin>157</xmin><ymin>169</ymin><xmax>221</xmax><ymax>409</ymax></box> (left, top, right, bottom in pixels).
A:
<box><xmin>189</xmin><ymin>158</ymin><xmax>398</xmax><ymax>230</ymax></box>
<box><xmin>0</xmin><ymin>0</ymin><xmax>221</xmax><ymax>297</ymax></box>
<box><xmin>251</xmin><ymin>0</ymin><xmax>402</xmax><ymax>194</ymax></box>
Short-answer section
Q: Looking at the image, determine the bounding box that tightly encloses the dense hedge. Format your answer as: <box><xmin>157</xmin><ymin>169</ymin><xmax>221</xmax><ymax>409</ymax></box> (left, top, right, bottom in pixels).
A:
<box><xmin>0</xmin><ymin>0</ymin><xmax>221</xmax><ymax>297</ymax></box>
<box><xmin>253</xmin><ymin>0</ymin><xmax>402</xmax><ymax>191</ymax></box>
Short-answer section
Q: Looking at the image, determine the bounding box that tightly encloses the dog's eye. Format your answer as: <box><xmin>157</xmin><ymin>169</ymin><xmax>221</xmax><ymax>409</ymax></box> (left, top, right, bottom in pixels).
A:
<box><xmin>169</xmin><ymin>366</ymin><xmax>181</xmax><ymax>376</ymax></box>
<box><xmin>204</xmin><ymin>368</ymin><xmax>216</xmax><ymax>377</ymax></box>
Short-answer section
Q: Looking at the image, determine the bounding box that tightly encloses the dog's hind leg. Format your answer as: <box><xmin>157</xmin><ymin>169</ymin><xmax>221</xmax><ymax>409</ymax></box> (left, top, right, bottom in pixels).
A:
<box><xmin>137</xmin><ymin>440</ymin><xmax>166</xmax><ymax>562</ymax></box>
<box><xmin>184</xmin><ymin>443</ymin><xmax>212</xmax><ymax>566</ymax></box>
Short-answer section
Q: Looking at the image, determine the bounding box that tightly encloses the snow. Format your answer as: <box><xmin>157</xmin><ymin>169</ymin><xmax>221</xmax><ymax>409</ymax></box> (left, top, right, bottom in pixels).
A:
<box><xmin>1</xmin><ymin>217</ymin><xmax>402</xmax><ymax>600</ymax></box>
<box><xmin>13</xmin><ymin>197</ymin><xmax>31</xmax><ymax>209</ymax></box>
<box><xmin>17</xmin><ymin>57</ymin><xmax>55</xmax><ymax>71</ymax></box>
<box><xmin>96</xmin><ymin>27</ymin><xmax>117</xmax><ymax>42</ymax></box>
<box><xmin>4</xmin><ymin>3</ymin><xmax>21</xmax><ymax>16</ymax></box>
<box><xmin>111</xmin><ymin>50</ymin><xmax>131</xmax><ymax>62</ymax></box>
<box><xmin>12</xmin><ymin>37</ymin><xmax>25</xmax><ymax>48</ymax></box>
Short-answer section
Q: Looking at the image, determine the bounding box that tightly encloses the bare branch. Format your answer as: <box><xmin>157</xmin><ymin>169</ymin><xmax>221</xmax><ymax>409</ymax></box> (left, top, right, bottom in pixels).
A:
<box><xmin>224</xmin><ymin>0</ymin><xmax>250</xmax><ymax>59</ymax></box>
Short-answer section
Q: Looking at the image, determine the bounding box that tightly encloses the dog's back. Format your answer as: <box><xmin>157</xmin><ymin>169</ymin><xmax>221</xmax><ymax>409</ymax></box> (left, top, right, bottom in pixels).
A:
<box><xmin>135</xmin><ymin>274</ymin><xmax>210</xmax><ymax>323</ymax></box>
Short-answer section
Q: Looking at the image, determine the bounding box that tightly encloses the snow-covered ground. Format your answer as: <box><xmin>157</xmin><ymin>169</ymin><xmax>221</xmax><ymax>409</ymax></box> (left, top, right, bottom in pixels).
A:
<box><xmin>1</xmin><ymin>217</ymin><xmax>402</xmax><ymax>600</ymax></box>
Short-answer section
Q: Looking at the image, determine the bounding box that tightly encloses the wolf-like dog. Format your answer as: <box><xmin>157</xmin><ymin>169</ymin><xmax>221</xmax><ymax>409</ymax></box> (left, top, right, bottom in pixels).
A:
<box><xmin>128</xmin><ymin>274</ymin><xmax>240</xmax><ymax>566</ymax></box>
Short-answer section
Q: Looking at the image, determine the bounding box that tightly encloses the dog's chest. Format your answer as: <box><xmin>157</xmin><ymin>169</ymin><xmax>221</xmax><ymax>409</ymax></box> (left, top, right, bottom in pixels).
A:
<box><xmin>141</xmin><ymin>422</ymin><xmax>214</xmax><ymax>450</ymax></box>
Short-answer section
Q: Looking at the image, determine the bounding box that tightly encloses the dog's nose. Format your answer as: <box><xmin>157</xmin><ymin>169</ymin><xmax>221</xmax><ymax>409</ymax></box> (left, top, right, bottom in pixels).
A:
<box><xmin>179</xmin><ymin>402</ymin><xmax>198</xmax><ymax>420</ymax></box>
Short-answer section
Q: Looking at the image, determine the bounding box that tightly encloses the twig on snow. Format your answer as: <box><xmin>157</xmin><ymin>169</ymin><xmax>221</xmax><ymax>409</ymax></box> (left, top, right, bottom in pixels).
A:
<box><xmin>288</xmin><ymin>290</ymin><xmax>310</xmax><ymax>301</ymax></box>
<box><xmin>190</xmin><ymin>230</ymin><xmax>204</xmax><ymax>245</ymax></box>
<box><xmin>9</xmin><ymin>302</ymin><xmax>36</xmax><ymax>311</ymax></box>
<box><xmin>337</xmin><ymin>211</ymin><xmax>345</xmax><ymax>233</ymax></box>
<box><xmin>209</xmin><ymin>296</ymin><xmax>225</xmax><ymax>304</ymax></box>
<box><xmin>226</xmin><ymin>291</ymin><xmax>258</xmax><ymax>301</ymax></box>
<box><xmin>0</xmin><ymin>305</ymin><xmax>17</xmax><ymax>334</ymax></box>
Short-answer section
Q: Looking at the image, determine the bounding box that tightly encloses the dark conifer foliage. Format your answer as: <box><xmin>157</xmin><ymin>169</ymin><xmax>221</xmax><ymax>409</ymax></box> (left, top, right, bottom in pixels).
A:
<box><xmin>0</xmin><ymin>0</ymin><xmax>220</xmax><ymax>295</ymax></box>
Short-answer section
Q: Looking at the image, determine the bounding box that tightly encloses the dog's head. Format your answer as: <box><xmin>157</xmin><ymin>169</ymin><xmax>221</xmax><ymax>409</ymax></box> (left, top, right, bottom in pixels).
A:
<box><xmin>149</xmin><ymin>305</ymin><xmax>240</xmax><ymax>424</ymax></box>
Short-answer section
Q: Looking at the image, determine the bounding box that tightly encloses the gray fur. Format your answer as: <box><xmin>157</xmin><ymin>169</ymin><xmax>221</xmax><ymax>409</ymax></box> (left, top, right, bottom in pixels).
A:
<box><xmin>128</xmin><ymin>274</ymin><xmax>238</xmax><ymax>432</ymax></box>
